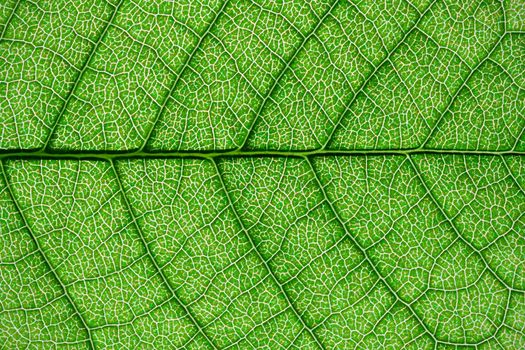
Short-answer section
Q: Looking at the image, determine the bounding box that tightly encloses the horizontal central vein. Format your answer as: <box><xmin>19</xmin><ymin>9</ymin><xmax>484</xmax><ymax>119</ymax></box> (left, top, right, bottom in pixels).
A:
<box><xmin>0</xmin><ymin>149</ymin><xmax>523</xmax><ymax>160</ymax></box>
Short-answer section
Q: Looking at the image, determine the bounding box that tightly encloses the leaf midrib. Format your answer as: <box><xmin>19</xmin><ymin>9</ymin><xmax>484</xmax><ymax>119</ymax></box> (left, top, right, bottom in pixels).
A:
<box><xmin>0</xmin><ymin>148</ymin><xmax>523</xmax><ymax>161</ymax></box>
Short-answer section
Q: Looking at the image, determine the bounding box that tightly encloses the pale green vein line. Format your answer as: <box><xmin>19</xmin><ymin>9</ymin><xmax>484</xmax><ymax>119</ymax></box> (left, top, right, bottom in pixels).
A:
<box><xmin>283</xmin><ymin>326</ymin><xmax>308</xmax><ymax>350</ymax></box>
<box><xmin>0</xmin><ymin>160</ymin><xmax>95</xmax><ymax>350</ymax></box>
<box><xmin>310</xmin><ymin>278</ymin><xmax>382</xmax><ymax>333</ymax></box>
<box><xmin>354</xmin><ymin>302</ymin><xmax>397</xmax><ymax>349</ymax></box>
<box><xmin>502</xmin><ymin>0</ymin><xmax>507</xmax><ymax>35</ymax></box>
<box><xmin>304</xmin><ymin>156</ymin><xmax>440</xmax><ymax>344</ymax></box>
<box><xmin>41</xmin><ymin>0</ymin><xmax>125</xmax><ymax>151</ymax></box>
<box><xmin>505</xmin><ymin>323</ymin><xmax>525</xmax><ymax>337</ymax></box>
<box><xmin>237</xmin><ymin>0</ymin><xmax>340</xmax><ymax>150</ymax></box>
<box><xmin>109</xmin><ymin>160</ymin><xmax>219</xmax><ymax>350</ymax></box>
<box><xmin>212</xmin><ymin>158</ymin><xmax>327</xmax><ymax>350</ymax></box>
<box><xmin>511</xmin><ymin>124</ymin><xmax>525</xmax><ymax>151</ymax></box>
<box><xmin>1</xmin><ymin>37</ymin><xmax>79</xmax><ymax>71</ymax></box>
<box><xmin>494</xmin><ymin>290</ymin><xmax>513</xmax><ymax>346</ymax></box>
<box><xmin>500</xmin><ymin>155</ymin><xmax>525</xmax><ymax>195</ymax></box>
<box><xmin>219</xmin><ymin>301</ymin><xmax>291</xmax><ymax>350</ymax></box>
<box><xmin>0</xmin><ymin>0</ymin><xmax>21</xmax><ymax>40</ymax></box>
<box><xmin>139</xmin><ymin>0</ymin><xmax>231</xmax><ymax>152</ymax></box>
<box><xmin>407</xmin><ymin>154</ymin><xmax>523</xmax><ymax>294</ymax></box>
<box><xmin>88</xmin><ymin>295</ymin><xmax>176</xmax><ymax>331</ymax></box>
<box><xmin>322</xmin><ymin>0</ymin><xmax>438</xmax><ymax>149</ymax></box>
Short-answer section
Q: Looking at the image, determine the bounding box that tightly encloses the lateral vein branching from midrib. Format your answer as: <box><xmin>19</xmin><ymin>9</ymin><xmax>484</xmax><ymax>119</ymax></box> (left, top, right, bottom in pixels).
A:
<box><xmin>420</xmin><ymin>29</ymin><xmax>508</xmax><ymax>148</ymax></box>
<box><xmin>408</xmin><ymin>155</ymin><xmax>522</xmax><ymax>292</ymax></box>
<box><xmin>109</xmin><ymin>160</ymin><xmax>220</xmax><ymax>350</ymax></box>
<box><xmin>303</xmin><ymin>156</ymin><xmax>440</xmax><ymax>345</ymax></box>
<box><xmin>212</xmin><ymin>159</ymin><xmax>327</xmax><ymax>350</ymax></box>
<box><xmin>236</xmin><ymin>0</ymin><xmax>340</xmax><ymax>150</ymax></box>
<box><xmin>0</xmin><ymin>160</ymin><xmax>96</xmax><ymax>350</ymax></box>
<box><xmin>501</xmin><ymin>156</ymin><xmax>525</xmax><ymax>196</ymax></box>
<box><xmin>408</xmin><ymin>155</ymin><xmax>523</xmax><ymax>294</ymax></box>
<box><xmin>0</xmin><ymin>0</ymin><xmax>21</xmax><ymax>40</ymax></box>
<box><xmin>137</xmin><ymin>0</ymin><xmax>231</xmax><ymax>152</ymax></box>
<box><xmin>407</xmin><ymin>155</ymin><xmax>517</xmax><ymax>344</ymax></box>
<box><xmin>41</xmin><ymin>0</ymin><xmax>125</xmax><ymax>151</ymax></box>
<box><xmin>512</xmin><ymin>124</ymin><xmax>525</xmax><ymax>151</ymax></box>
<box><xmin>321</xmin><ymin>0</ymin><xmax>438</xmax><ymax>149</ymax></box>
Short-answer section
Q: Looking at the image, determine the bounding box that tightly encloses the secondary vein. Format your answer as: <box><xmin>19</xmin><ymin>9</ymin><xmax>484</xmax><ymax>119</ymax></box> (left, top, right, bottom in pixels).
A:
<box><xmin>0</xmin><ymin>160</ymin><xmax>96</xmax><ymax>350</ymax></box>
<box><xmin>109</xmin><ymin>159</ymin><xmax>220</xmax><ymax>350</ymax></box>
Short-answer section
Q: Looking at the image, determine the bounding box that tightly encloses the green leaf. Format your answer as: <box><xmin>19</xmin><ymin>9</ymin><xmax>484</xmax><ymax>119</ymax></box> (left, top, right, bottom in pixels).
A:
<box><xmin>0</xmin><ymin>0</ymin><xmax>523</xmax><ymax>349</ymax></box>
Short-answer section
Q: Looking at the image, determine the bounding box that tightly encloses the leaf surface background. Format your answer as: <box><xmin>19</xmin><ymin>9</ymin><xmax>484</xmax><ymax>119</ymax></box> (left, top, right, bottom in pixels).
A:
<box><xmin>0</xmin><ymin>0</ymin><xmax>524</xmax><ymax>348</ymax></box>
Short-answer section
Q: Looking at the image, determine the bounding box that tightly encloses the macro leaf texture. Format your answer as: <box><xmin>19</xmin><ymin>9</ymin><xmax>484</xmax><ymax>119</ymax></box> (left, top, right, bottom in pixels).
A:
<box><xmin>0</xmin><ymin>0</ymin><xmax>524</xmax><ymax>349</ymax></box>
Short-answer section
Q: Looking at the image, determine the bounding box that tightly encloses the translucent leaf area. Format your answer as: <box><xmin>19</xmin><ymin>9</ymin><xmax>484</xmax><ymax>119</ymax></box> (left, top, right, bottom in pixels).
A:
<box><xmin>0</xmin><ymin>0</ymin><xmax>524</xmax><ymax>349</ymax></box>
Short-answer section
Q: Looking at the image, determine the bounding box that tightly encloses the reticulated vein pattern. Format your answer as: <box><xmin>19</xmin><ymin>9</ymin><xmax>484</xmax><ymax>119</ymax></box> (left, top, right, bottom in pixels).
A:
<box><xmin>0</xmin><ymin>0</ymin><xmax>523</xmax><ymax>349</ymax></box>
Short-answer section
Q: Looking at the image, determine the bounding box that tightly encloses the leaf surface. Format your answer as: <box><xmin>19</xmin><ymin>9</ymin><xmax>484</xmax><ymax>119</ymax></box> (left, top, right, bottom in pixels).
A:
<box><xmin>0</xmin><ymin>0</ymin><xmax>524</xmax><ymax>349</ymax></box>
